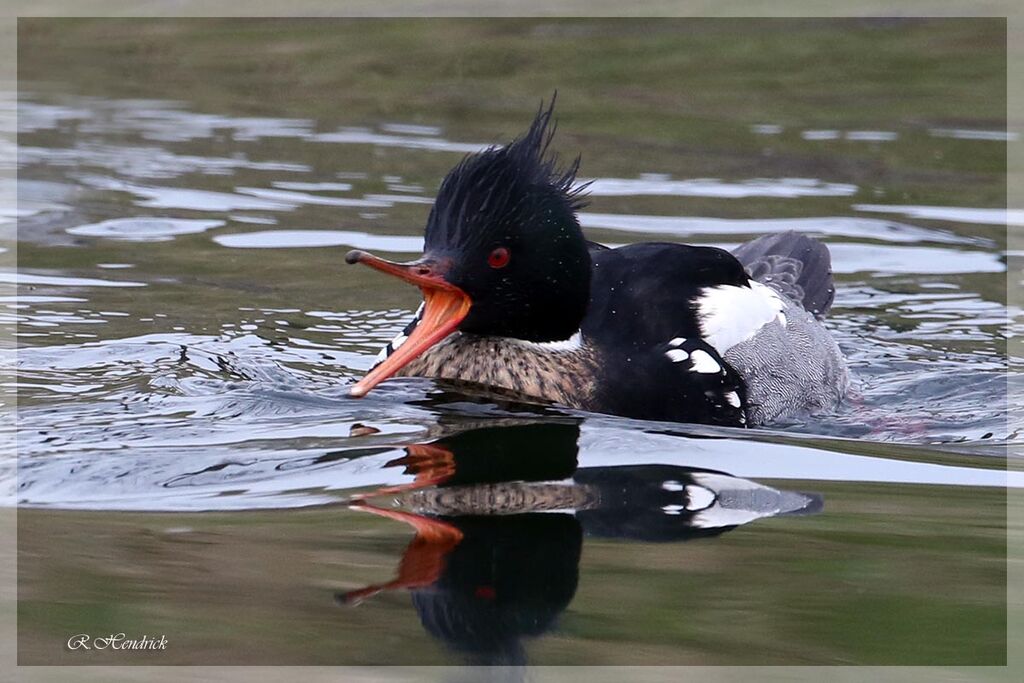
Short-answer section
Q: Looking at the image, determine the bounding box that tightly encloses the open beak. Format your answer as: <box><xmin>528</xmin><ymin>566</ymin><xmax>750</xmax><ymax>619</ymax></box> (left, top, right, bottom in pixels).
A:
<box><xmin>345</xmin><ymin>249</ymin><xmax>471</xmax><ymax>398</ymax></box>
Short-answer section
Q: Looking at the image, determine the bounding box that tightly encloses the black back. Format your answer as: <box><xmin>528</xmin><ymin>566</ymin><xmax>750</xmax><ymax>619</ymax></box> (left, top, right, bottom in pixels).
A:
<box><xmin>581</xmin><ymin>243</ymin><xmax>750</xmax><ymax>425</ymax></box>
<box><xmin>584</xmin><ymin>242</ymin><xmax>750</xmax><ymax>350</ymax></box>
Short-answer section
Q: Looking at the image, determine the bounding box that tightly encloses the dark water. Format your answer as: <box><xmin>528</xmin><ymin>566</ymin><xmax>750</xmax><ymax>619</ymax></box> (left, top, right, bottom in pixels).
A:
<box><xmin>10</xmin><ymin>19</ymin><xmax>1015</xmax><ymax>667</ymax></box>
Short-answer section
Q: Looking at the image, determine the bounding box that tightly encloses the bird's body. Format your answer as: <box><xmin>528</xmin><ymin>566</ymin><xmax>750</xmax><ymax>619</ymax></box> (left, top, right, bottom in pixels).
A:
<box><xmin>383</xmin><ymin>233</ymin><xmax>847</xmax><ymax>426</ymax></box>
<box><xmin>347</xmin><ymin>99</ymin><xmax>848</xmax><ymax>427</ymax></box>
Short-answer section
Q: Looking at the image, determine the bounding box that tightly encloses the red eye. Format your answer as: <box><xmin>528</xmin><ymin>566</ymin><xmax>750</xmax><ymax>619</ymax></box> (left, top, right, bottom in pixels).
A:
<box><xmin>487</xmin><ymin>247</ymin><xmax>510</xmax><ymax>269</ymax></box>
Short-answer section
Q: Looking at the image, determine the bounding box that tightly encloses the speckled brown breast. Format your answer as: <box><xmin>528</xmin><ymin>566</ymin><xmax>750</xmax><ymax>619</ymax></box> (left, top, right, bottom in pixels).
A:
<box><xmin>396</xmin><ymin>333</ymin><xmax>601</xmax><ymax>409</ymax></box>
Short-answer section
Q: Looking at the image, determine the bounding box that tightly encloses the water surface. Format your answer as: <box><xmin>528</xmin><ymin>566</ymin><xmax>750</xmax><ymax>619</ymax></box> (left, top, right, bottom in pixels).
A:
<box><xmin>10</xmin><ymin>18</ymin><xmax>1014</xmax><ymax>667</ymax></box>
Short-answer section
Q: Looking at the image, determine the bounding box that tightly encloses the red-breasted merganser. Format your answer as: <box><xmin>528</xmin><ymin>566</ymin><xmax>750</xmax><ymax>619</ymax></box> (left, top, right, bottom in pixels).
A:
<box><xmin>345</xmin><ymin>100</ymin><xmax>848</xmax><ymax>427</ymax></box>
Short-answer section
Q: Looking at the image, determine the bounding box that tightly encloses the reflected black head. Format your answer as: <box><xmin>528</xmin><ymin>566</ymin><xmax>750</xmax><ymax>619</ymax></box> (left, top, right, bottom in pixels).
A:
<box><xmin>411</xmin><ymin>513</ymin><xmax>582</xmax><ymax>665</ymax></box>
<box><xmin>425</xmin><ymin>98</ymin><xmax>591</xmax><ymax>342</ymax></box>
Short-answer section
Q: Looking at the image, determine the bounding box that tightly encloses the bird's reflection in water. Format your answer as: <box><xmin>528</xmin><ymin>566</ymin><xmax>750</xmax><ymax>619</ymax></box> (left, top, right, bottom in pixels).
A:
<box><xmin>337</xmin><ymin>421</ymin><xmax>821</xmax><ymax>666</ymax></box>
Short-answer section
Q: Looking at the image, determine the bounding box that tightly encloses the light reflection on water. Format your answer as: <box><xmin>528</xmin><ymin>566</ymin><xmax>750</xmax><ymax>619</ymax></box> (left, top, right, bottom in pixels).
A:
<box><xmin>580</xmin><ymin>176</ymin><xmax>858</xmax><ymax>198</ymax></box>
<box><xmin>853</xmin><ymin>203</ymin><xmax>1024</xmax><ymax>227</ymax></box>
<box><xmin>8</xmin><ymin>92</ymin><xmax>1015</xmax><ymax>511</ymax></box>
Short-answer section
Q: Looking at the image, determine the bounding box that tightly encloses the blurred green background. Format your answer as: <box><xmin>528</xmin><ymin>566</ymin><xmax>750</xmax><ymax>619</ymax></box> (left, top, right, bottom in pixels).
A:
<box><xmin>19</xmin><ymin>17</ymin><xmax>1006</xmax><ymax>205</ymax></box>
<box><xmin>15</xmin><ymin>17</ymin><xmax>1008</xmax><ymax>666</ymax></box>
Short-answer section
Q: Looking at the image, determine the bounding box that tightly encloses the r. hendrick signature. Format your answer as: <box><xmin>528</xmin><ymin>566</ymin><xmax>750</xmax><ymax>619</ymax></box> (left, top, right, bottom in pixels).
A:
<box><xmin>67</xmin><ymin>633</ymin><xmax>168</xmax><ymax>651</ymax></box>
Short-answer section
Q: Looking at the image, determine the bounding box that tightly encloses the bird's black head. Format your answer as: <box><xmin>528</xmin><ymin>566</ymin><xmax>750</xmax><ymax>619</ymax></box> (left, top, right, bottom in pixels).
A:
<box><xmin>346</xmin><ymin>98</ymin><xmax>591</xmax><ymax>398</ymax></box>
<box><xmin>423</xmin><ymin>99</ymin><xmax>590</xmax><ymax>341</ymax></box>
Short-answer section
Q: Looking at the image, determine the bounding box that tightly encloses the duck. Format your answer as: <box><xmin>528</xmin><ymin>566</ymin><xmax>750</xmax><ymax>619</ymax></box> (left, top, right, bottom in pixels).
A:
<box><xmin>345</xmin><ymin>99</ymin><xmax>848</xmax><ymax>427</ymax></box>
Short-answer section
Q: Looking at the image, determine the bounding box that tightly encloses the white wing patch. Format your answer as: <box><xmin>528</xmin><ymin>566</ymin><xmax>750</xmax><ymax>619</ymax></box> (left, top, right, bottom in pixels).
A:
<box><xmin>665</xmin><ymin>349</ymin><xmax>689</xmax><ymax>363</ymax></box>
<box><xmin>688</xmin><ymin>349</ymin><xmax>721</xmax><ymax>374</ymax></box>
<box><xmin>696</xmin><ymin>281</ymin><xmax>786</xmax><ymax>355</ymax></box>
<box><xmin>684</xmin><ymin>484</ymin><xmax>716</xmax><ymax>510</ymax></box>
<box><xmin>664</xmin><ymin>337</ymin><xmax>690</xmax><ymax>363</ymax></box>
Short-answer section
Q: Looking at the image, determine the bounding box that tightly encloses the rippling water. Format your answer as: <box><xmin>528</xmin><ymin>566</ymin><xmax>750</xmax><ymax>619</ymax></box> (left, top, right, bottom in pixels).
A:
<box><xmin>12</xmin><ymin>95</ymin><xmax>1015</xmax><ymax>469</ymax></box>
<box><xmin>9</xmin><ymin>23</ymin><xmax>1016</xmax><ymax>665</ymax></box>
